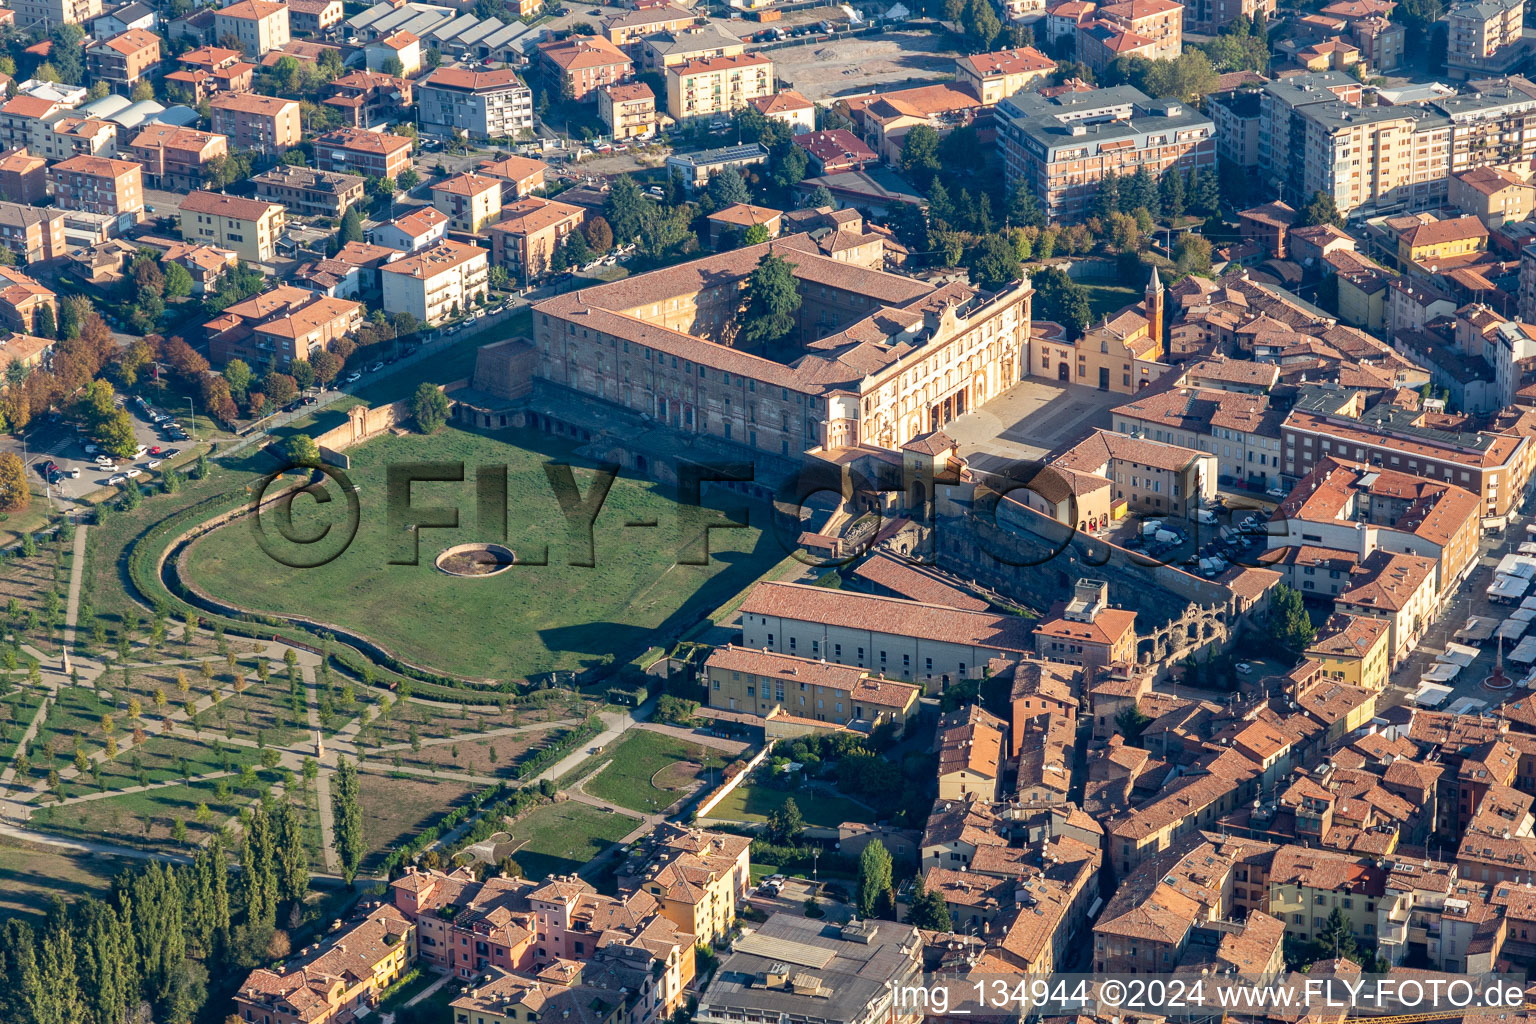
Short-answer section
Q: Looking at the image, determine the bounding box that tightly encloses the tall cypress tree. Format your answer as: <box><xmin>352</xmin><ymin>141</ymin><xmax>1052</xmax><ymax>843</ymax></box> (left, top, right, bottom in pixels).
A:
<box><xmin>332</xmin><ymin>756</ymin><xmax>365</xmax><ymax>884</ymax></box>
<box><xmin>75</xmin><ymin>900</ymin><xmax>138</xmax><ymax>1024</ymax></box>
<box><xmin>240</xmin><ymin>802</ymin><xmax>278</xmax><ymax>929</ymax></box>
<box><xmin>0</xmin><ymin>919</ymin><xmax>37</xmax><ymax>1024</ymax></box>
<box><xmin>22</xmin><ymin>899</ymin><xmax>84</xmax><ymax>1024</ymax></box>
<box><xmin>274</xmin><ymin>800</ymin><xmax>309</xmax><ymax>908</ymax></box>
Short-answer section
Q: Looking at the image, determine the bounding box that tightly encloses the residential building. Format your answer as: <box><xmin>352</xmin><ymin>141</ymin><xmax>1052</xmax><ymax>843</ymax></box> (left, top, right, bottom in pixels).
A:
<box><xmin>1108</xmin><ymin>748</ymin><xmax>1262</xmax><ymax>874</ymax></box>
<box><xmin>618</xmin><ymin>824</ymin><xmax>753</xmax><ymax>947</ymax></box>
<box><xmin>602</xmin><ymin>3</ymin><xmax>696</xmax><ymax>51</ymax></box>
<box><xmin>1184</xmin><ymin>0</ymin><xmax>1274</xmax><ymax>32</ymax></box>
<box><xmin>643</xmin><ymin>22</ymin><xmax>745</xmax><ymax>72</ymax></box>
<box><xmin>1053</xmin><ymin>429</ymin><xmax>1217</xmax><ymax>519</ymax></box>
<box><xmin>706</xmin><ymin>202</ymin><xmax>781</xmax><ymax>246</ymax></box>
<box><xmin>313</xmin><ymin>127</ymin><xmax>414</xmax><ymax>181</ymax></box>
<box><xmin>209</xmin><ymin>92</ymin><xmax>301</xmax><ymax>155</ymax></box>
<box><xmin>1445</xmin><ymin>0</ymin><xmax>1525</xmax><ymax>79</ymax></box>
<box><xmin>740</xmin><ymin>581</ymin><xmax>1034</xmax><ymax>692</ymax></box>
<box><xmin>126</xmin><ymin>125</ymin><xmax>227</xmax><ymax>191</ymax></box>
<box><xmin>47</xmin><ymin>155</ymin><xmax>142</xmax><ymax>218</ymax></box>
<box><xmin>1239</xmin><ymin>200</ymin><xmax>1299</xmax><ymax>258</ymax></box>
<box><xmin>178</xmin><ymin>190</ymin><xmax>286</xmax><ymax>262</ymax></box>
<box><xmin>91</xmin><ymin>1</ymin><xmax>155</xmax><ymax>36</ymax></box>
<box><xmin>746</xmin><ymin>89</ymin><xmax>815</xmax><ymax>133</ymax></box>
<box><xmin>285</xmin><ymin>0</ymin><xmax>343</xmax><ymax>36</ymax></box>
<box><xmin>792</xmin><ymin>129</ymin><xmax>877</xmax><ymax>175</ymax></box>
<box><xmin>171</xmin><ymin>45</ymin><xmax>256</xmax><ymax>102</ymax></box>
<box><xmin>1333</xmin><ymin>549</ymin><xmax>1439</xmax><ymax>667</ymax></box>
<box><xmin>1032</xmin><ymin>578</ymin><xmax>1138</xmax><ymax>671</ymax></box>
<box><xmin>1306</xmin><ymin>612</ymin><xmax>1392</xmax><ymax>692</ymax></box>
<box><xmin>0</xmin><ymin>202</ymin><xmax>66</xmax><ymax>262</ymax></box>
<box><xmin>205</xmin><ymin>285</ymin><xmax>362</xmax><ymax>368</ymax></box>
<box><xmin>161</xmin><ymin>241</ymin><xmax>237</xmax><ymax>295</ymax></box>
<box><xmin>1450</xmin><ymin>166</ymin><xmax>1535</xmax><ymax>229</ymax></box>
<box><xmin>369</xmin><ymin>206</ymin><xmax>448</xmax><ymax>252</ymax></box>
<box><xmin>0</xmin><ymin>266</ymin><xmax>55</xmax><ymax>336</ymax></box>
<box><xmin>86</xmin><ymin>27</ymin><xmax>160</xmax><ymax>90</ymax></box>
<box><xmin>430</xmin><ymin>173</ymin><xmax>502</xmax><ymax>233</ymax></box>
<box><xmin>598</xmin><ymin>82</ymin><xmax>656</xmax><ymax>140</ymax></box>
<box><xmin>1096</xmin><ymin>0</ymin><xmax>1184</xmax><ymax>55</ymax></box>
<box><xmin>938</xmin><ymin>705</ymin><xmax>1007</xmax><ymax>801</ymax></box>
<box><xmin>537</xmin><ymin>35</ymin><xmax>633</xmax><ymax>103</ymax></box>
<box><xmin>365</xmin><ymin>30</ymin><xmax>421</xmax><ymax>76</ymax></box>
<box><xmin>380</xmin><ymin>240</ymin><xmax>490</xmax><ymax>322</ymax></box>
<box><xmin>0</xmin><ymin>148</ymin><xmax>46</xmax><ymax>204</ymax></box>
<box><xmin>252</xmin><ymin>164</ymin><xmax>365</xmax><ymax>218</ymax></box>
<box><xmin>998</xmin><ymin>86</ymin><xmax>1215</xmax><ymax>223</ymax></box>
<box><xmin>955</xmin><ymin>46</ymin><xmax>1056</xmax><ymax>104</ymax></box>
<box><xmin>417</xmin><ymin>67</ymin><xmax>533</xmax><ymax>140</ymax></box>
<box><xmin>214</xmin><ymin>0</ymin><xmax>290</xmax><ymax>56</ymax></box>
<box><xmin>232</xmin><ymin>904</ymin><xmax>414</xmax><ymax>1024</ymax></box>
<box><xmin>1111</xmin><ymin>385</ymin><xmax>1287</xmax><ymax>492</ymax></box>
<box><xmin>485</xmin><ymin>196</ymin><xmax>585</xmax><ymax>282</ymax></box>
<box><xmin>10</xmin><ymin>0</ymin><xmax>100</xmax><ymax>29</ymax></box>
<box><xmin>1395</xmin><ymin>214</ymin><xmax>1488</xmax><ymax>267</ymax></box>
<box><xmin>28</xmin><ymin>113</ymin><xmax>118</xmax><ymax>162</ymax></box>
<box><xmin>0</xmin><ymin>97</ymin><xmax>58</xmax><ymax>152</ymax></box>
<box><xmin>695</xmin><ymin>915</ymin><xmax>921</xmax><ymax>1024</ymax></box>
<box><xmin>0</xmin><ymin>333</ymin><xmax>51</xmax><ymax>391</ymax></box>
<box><xmin>663</xmin><ymin>143</ymin><xmax>767</xmax><ymax>190</ymax></box>
<box><xmin>1280</xmin><ymin>383</ymin><xmax>1533</xmax><ymax>523</ymax></box>
<box><xmin>322</xmin><ymin>70</ymin><xmax>412</xmax><ymax>130</ymax></box>
<box><xmin>702</xmin><ymin>645</ymin><xmax>920</xmax><ymax>735</ymax></box>
<box><xmin>665</xmin><ymin>53</ymin><xmax>774</xmax><ymax>122</ymax></box>
<box><xmin>477</xmin><ymin>155</ymin><xmax>549</xmax><ymax>200</ymax></box>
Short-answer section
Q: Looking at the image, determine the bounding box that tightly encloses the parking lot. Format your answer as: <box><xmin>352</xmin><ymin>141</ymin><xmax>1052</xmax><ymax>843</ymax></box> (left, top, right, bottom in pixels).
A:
<box><xmin>1</xmin><ymin>395</ymin><xmax>194</xmax><ymax>504</ymax></box>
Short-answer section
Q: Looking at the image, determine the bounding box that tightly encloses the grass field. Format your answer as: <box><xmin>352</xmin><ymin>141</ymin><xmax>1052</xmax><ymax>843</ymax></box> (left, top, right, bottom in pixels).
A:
<box><xmin>582</xmin><ymin>729</ymin><xmax>729</xmax><ymax>813</ymax></box>
<box><xmin>1082</xmin><ymin>283</ymin><xmax>1141</xmax><ymax>322</ymax></box>
<box><xmin>356</xmin><ymin>771</ymin><xmax>482</xmax><ymax>872</ymax></box>
<box><xmin>0</xmin><ymin>836</ymin><xmax>124</xmax><ymax>920</ymax></box>
<box><xmin>710</xmin><ymin>783</ymin><xmax>872</xmax><ymax>828</ymax></box>
<box><xmin>182</xmin><ymin>426</ymin><xmax>785</xmax><ymax>681</ymax></box>
<box><xmin>499</xmin><ymin>801</ymin><xmax>639</xmax><ymax>879</ymax></box>
<box><xmin>29</xmin><ymin>769</ymin><xmax>282</xmax><ymax>853</ymax></box>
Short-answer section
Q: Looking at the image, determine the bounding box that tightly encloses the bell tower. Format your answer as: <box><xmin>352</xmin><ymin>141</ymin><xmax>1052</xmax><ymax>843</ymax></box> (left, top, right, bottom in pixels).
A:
<box><xmin>1145</xmin><ymin>266</ymin><xmax>1164</xmax><ymax>357</ymax></box>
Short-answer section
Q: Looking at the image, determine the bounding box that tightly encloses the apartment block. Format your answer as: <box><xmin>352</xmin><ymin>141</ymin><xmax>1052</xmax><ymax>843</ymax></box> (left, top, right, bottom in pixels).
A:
<box><xmin>0</xmin><ymin>202</ymin><xmax>66</xmax><ymax>263</ymax></box>
<box><xmin>29</xmin><ymin>113</ymin><xmax>118</xmax><ymax>162</ymax></box>
<box><xmin>322</xmin><ymin>70</ymin><xmax>413</xmax><ymax>129</ymax></box>
<box><xmin>214</xmin><ymin>0</ymin><xmax>290</xmax><ymax>56</ymax></box>
<box><xmin>598</xmin><ymin>81</ymin><xmax>656</xmax><ymax>140</ymax></box>
<box><xmin>125</xmin><ymin>125</ymin><xmax>227</xmax><ymax>191</ymax></box>
<box><xmin>178</xmin><ymin>191</ymin><xmax>286</xmax><ymax>262</ymax></box>
<box><xmin>369</xmin><ymin>206</ymin><xmax>448</xmax><ymax>252</ymax></box>
<box><xmin>380</xmin><ymin>240</ymin><xmax>489</xmax><ymax>323</ymax></box>
<box><xmin>664</xmin><ymin>52</ymin><xmax>774</xmax><ymax>121</ymax></box>
<box><xmin>537</xmin><ymin>35</ymin><xmax>633</xmax><ymax>103</ymax></box>
<box><xmin>602</xmin><ymin>3</ymin><xmax>696</xmax><ymax>51</ymax></box>
<box><xmin>0</xmin><ymin>267</ymin><xmax>57</xmax><ymax>335</ymax></box>
<box><xmin>1450</xmin><ymin>165</ymin><xmax>1535</xmax><ymax>228</ymax></box>
<box><xmin>417</xmin><ymin>67</ymin><xmax>533</xmax><ymax>140</ymax></box>
<box><xmin>476</xmin><ymin>155</ymin><xmax>548</xmax><ymax>201</ymax></box>
<box><xmin>209</xmin><ymin>92</ymin><xmax>301</xmax><ymax>155</ymax></box>
<box><xmin>285</xmin><ymin>0</ymin><xmax>343</xmax><ymax>36</ymax></box>
<box><xmin>485</xmin><ymin>196</ymin><xmax>584</xmax><ymax>282</ymax></box>
<box><xmin>86</xmin><ymin>27</ymin><xmax>160</xmax><ymax>89</ymax></box>
<box><xmin>703</xmin><ymin>645</ymin><xmax>920</xmax><ymax>735</ymax></box>
<box><xmin>430</xmin><ymin>172</ymin><xmax>502</xmax><ymax>233</ymax></box>
<box><xmin>252</xmin><ymin>164</ymin><xmax>365</xmax><ymax>218</ymax></box>
<box><xmin>1183</xmin><ymin>0</ymin><xmax>1275</xmax><ymax>33</ymax></box>
<box><xmin>955</xmin><ymin>46</ymin><xmax>1056</xmax><ymax>105</ymax></box>
<box><xmin>313</xmin><ymin>126</ymin><xmax>414</xmax><ymax>181</ymax></box>
<box><xmin>10</xmin><ymin>0</ymin><xmax>100</xmax><ymax>28</ymax></box>
<box><xmin>1446</xmin><ymin>0</ymin><xmax>1525</xmax><ymax>79</ymax></box>
<box><xmin>47</xmin><ymin>155</ymin><xmax>142</xmax><ymax>218</ymax></box>
<box><xmin>997</xmin><ymin>85</ymin><xmax>1215</xmax><ymax>223</ymax></box>
<box><xmin>206</xmin><ymin>285</ymin><xmax>362</xmax><ymax>367</ymax></box>
<box><xmin>0</xmin><ymin>148</ymin><xmax>46</xmax><ymax>203</ymax></box>
<box><xmin>643</xmin><ymin>22</ymin><xmax>745</xmax><ymax>72</ymax></box>
<box><xmin>364</xmin><ymin>30</ymin><xmax>421</xmax><ymax>77</ymax></box>
<box><xmin>233</xmin><ymin>904</ymin><xmax>414</xmax><ymax>1024</ymax></box>
<box><xmin>1095</xmin><ymin>0</ymin><xmax>1183</xmax><ymax>58</ymax></box>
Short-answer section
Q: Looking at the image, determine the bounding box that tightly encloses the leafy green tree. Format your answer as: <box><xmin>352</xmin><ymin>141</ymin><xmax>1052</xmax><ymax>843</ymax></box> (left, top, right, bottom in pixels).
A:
<box><xmin>32</xmin><ymin>304</ymin><xmax>55</xmax><ymax>340</ymax></box>
<box><xmin>741</xmin><ymin>223</ymin><xmax>770</xmax><ymax>246</ymax></box>
<box><xmin>966</xmin><ymin>232</ymin><xmax>1021</xmax><ymax>291</ymax></box>
<box><xmin>900</xmin><ymin>124</ymin><xmax>942</xmax><ymax>190</ymax></box>
<box><xmin>337</xmin><ymin>208</ymin><xmax>364</xmax><ymax>247</ymax></box>
<box><xmin>1032</xmin><ymin>267</ymin><xmax>1092</xmax><ymax>338</ymax></box>
<box><xmin>707</xmin><ymin>168</ymin><xmax>750</xmax><ymax>207</ymax></box>
<box><xmin>332</xmin><ymin>755</ymin><xmax>365</xmax><ymax>883</ymax></box>
<box><xmin>768</xmin><ymin>797</ymin><xmax>805</xmax><ymax>844</ymax></box>
<box><xmin>163</xmin><ymin>260</ymin><xmax>194</xmax><ymax>299</ymax></box>
<box><xmin>1175</xmin><ymin>233</ymin><xmax>1213</xmax><ymax>276</ymax></box>
<box><xmin>907</xmin><ymin>875</ymin><xmax>953</xmax><ymax>931</ymax></box>
<box><xmin>1269</xmin><ymin>583</ymin><xmax>1315</xmax><ymax>651</ymax></box>
<box><xmin>1301</xmin><ymin>189</ymin><xmax>1345</xmax><ymax>228</ymax></box>
<box><xmin>280</xmin><ymin>434</ymin><xmax>321</xmax><ymax>467</ymax></box>
<box><xmin>411</xmin><ymin>382</ymin><xmax>450</xmax><ymax>434</ymax></box>
<box><xmin>223</xmin><ymin>358</ymin><xmax>252</xmax><ymax>398</ymax></box>
<box><xmin>1159</xmin><ymin>168</ymin><xmax>1186</xmax><ymax>222</ymax></box>
<box><xmin>603</xmin><ymin>175</ymin><xmax>649</xmax><ymax>243</ymax></box>
<box><xmin>737</xmin><ymin>254</ymin><xmax>801</xmax><ymax>353</ymax></box>
<box><xmin>856</xmin><ymin>840</ymin><xmax>894</xmax><ymax>918</ymax></box>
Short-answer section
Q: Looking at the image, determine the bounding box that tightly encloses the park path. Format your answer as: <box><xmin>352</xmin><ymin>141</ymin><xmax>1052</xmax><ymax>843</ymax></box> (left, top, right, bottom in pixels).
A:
<box><xmin>62</xmin><ymin>524</ymin><xmax>87</xmax><ymax>651</ymax></box>
<box><xmin>633</xmin><ymin>721</ymin><xmax>750</xmax><ymax>754</ymax></box>
<box><xmin>305</xmin><ymin>665</ymin><xmax>340</xmax><ymax>872</ymax></box>
<box><xmin>368</xmin><ymin>717</ymin><xmax>580</xmax><ymax>754</ymax></box>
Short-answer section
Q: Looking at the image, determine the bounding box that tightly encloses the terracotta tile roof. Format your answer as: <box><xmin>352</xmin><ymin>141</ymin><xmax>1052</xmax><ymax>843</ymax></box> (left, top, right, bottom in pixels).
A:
<box><xmin>1053</xmin><ymin>427</ymin><xmax>1205</xmax><ymax>474</ymax></box>
<box><xmin>93</xmin><ymin>27</ymin><xmax>159</xmax><ymax>55</ymax></box>
<box><xmin>1033</xmin><ymin>603</ymin><xmax>1137</xmax><ymax>648</ymax></box>
<box><xmin>1401</xmin><ymin>214</ymin><xmax>1489</xmax><ymax>250</ymax></box>
<box><xmin>1307</xmin><ymin>612</ymin><xmax>1388</xmax><ymax>659</ymax></box>
<box><xmin>538</xmin><ymin>34</ymin><xmax>631</xmax><ymax>71</ymax></box>
<box><xmin>210</xmin><ymin>92</ymin><xmax>297</xmax><ymax>116</ymax></box>
<box><xmin>488</xmin><ymin>196</ymin><xmax>584</xmax><ymax>236</ymax></box>
<box><xmin>705</xmin><ymin>645</ymin><xmax>917</xmax><ymax>708</ymax></box>
<box><xmin>180</xmin><ymin>190</ymin><xmax>281</xmax><ymax>221</ymax></box>
<box><xmin>383</xmin><ymin>206</ymin><xmax>447</xmax><ymax>238</ymax></box>
<box><xmin>1453</xmin><ymin>165</ymin><xmax>1529</xmax><ymax>197</ymax></box>
<box><xmin>962</xmin><ymin>46</ymin><xmax>1055</xmax><ymax>77</ymax></box>
<box><xmin>749</xmin><ymin>89</ymin><xmax>812</xmax><ymax>115</ymax></box>
<box><xmin>706</xmin><ymin>202</ymin><xmax>781</xmax><ymax>228</ymax></box>
<box><xmin>380</xmin><ymin>239</ymin><xmax>487</xmax><ymax>279</ymax></box>
<box><xmin>1336</xmin><ymin>549</ymin><xmax>1437</xmax><ymax>613</ymax></box>
<box><xmin>743</xmin><ymin>580</ymin><xmax>1035</xmax><ymax>652</ymax></box>
<box><xmin>849</xmin><ymin>551</ymin><xmax>989</xmax><ymax>611</ymax></box>
<box><xmin>1182</xmin><ymin>355</ymin><xmax>1279</xmax><ymax>387</ymax></box>
<box><xmin>218</xmin><ymin>0</ymin><xmax>286</xmax><ymax>20</ymax></box>
<box><xmin>315</xmin><ymin>126</ymin><xmax>413</xmax><ymax>157</ymax></box>
<box><xmin>431</xmin><ymin>172</ymin><xmax>501</xmax><ymax>198</ymax></box>
<box><xmin>478</xmin><ymin>155</ymin><xmax>548</xmax><ymax>183</ymax></box>
<box><xmin>671</xmin><ymin>52</ymin><xmax>773</xmax><ymax>76</ymax></box>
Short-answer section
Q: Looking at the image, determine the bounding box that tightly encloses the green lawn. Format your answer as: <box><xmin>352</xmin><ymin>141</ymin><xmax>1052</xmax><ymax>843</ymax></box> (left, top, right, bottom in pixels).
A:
<box><xmin>582</xmin><ymin>729</ymin><xmax>729</xmax><ymax>813</ymax></box>
<box><xmin>1082</xmin><ymin>283</ymin><xmax>1142</xmax><ymax>322</ymax></box>
<box><xmin>500</xmin><ymin>801</ymin><xmax>639</xmax><ymax>880</ymax></box>
<box><xmin>182</xmin><ymin>425</ymin><xmax>785</xmax><ymax>681</ymax></box>
<box><xmin>0</xmin><ymin>836</ymin><xmax>124</xmax><ymax>920</ymax></box>
<box><xmin>710</xmin><ymin>783</ymin><xmax>872</xmax><ymax>828</ymax></box>
<box><xmin>57</xmin><ymin>735</ymin><xmax>265</xmax><ymax>800</ymax></box>
<box><xmin>29</xmin><ymin>770</ymin><xmax>282</xmax><ymax>853</ymax></box>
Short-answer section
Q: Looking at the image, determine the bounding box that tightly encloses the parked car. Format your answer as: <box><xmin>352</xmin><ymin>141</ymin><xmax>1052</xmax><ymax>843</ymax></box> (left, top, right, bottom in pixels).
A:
<box><xmin>107</xmin><ymin>474</ymin><xmax>125</xmax><ymax>485</ymax></box>
<box><xmin>160</xmin><ymin>448</ymin><xmax>180</xmax><ymax>458</ymax></box>
<box><xmin>368</xmin><ymin>362</ymin><xmax>384</xmax><ymax>373</ymax></box>
<box><xmin>125</xmin><ymin>469</ymin><xmax>142</xmax><ymax>479</ymax></box>
<box><xmin>94</xmin><ymin>455</ymin><xmax>114</xmax><ymax>466</ymax></box>
<box><xmin>67</xmin><ymin>467</ymin><xmax>80</xmax><ymax>479</ymax></box>
<box><xmin>344</xmin><ymin>371</ymin><xmax>361</xmax><ymax>384</ymax></box>
<box><xmin>83</xmin><ymin>444</ymin><xmax>99</xmax><ymax>454</ymax></box>
<box><xmin>1266</xmin><ymin>485</ymin><xmax>1287</xmax><ymax>499</ymax></box>
<box><xmin>146</xmin><ymin>460</ymin><xmax>162</xmax><ymax>469</ymax></box>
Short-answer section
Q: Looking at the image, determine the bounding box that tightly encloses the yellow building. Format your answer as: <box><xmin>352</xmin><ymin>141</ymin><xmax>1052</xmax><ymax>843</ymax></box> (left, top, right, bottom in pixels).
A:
<box><xmin>430</xmin><ymin>172</ymin><xmax>502</xmax><ymax>233</ymax></box>
<box><xmin>703</xmin><ymin>645</ymin><xmax>920</xmax><ymax>732</ymax></box>
<box><xmin>665</xmin><ymin>52</ymin><xmax>774</xmax><ymax>122</ymax></box>
<box><xmin>1033</xmin><ymin>269</ymin><xmax>1168</xmax><ymax>393</ymax></box>
<box><xmin>177</xmin><ymin>190</ymin><xmax>285</xmax><ymax>262</ymax></box>
<box><xmin>214</xmin><ymin>0</ymin><xmax>291</xmax><ymax>57</ymax></box>
<box><xmin>627</xmin><ymin>826</ymin><xmax>752</xmax><ymax>948</ymax></box>
<box><xmin>1394</xmin><ymin>213</ymin><xmax>1488</xmax><ymax>266</ymax></box>
<box><xmin>1266</xmin><ymin>845</ymin><xmax>1382</xmax><ymax>945</ymax></box>
<box><xmin>1334</xmin><ymin>550</ymin><xmax>1438</xmax><ymax>668</ymax></box>
<box><xmin>937</xmin><ymin>705</ymin><xmax>1006</xmax><ymax>802</ymax></box>
<box><xmin>955</xmin><ymin>46</ymin><xmax>1056</xmax><ymax>104</ymax></box>
<box><xmin>1305</xmin><ymin>612</ymin><xmax>1391</xmax><ymax>692</ymax></box>
<box><xmin>1448</xmin><ymin>165</ymin><xmax>1536</xmax><ymax>229</ymax></box>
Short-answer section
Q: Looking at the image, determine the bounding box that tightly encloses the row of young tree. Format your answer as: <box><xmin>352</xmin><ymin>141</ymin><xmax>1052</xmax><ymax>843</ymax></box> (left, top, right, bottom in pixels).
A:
<box><xmin>0</xmin><ymin>796</ymin><xmax>314</xmax><ymax>1024</ymax></box>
